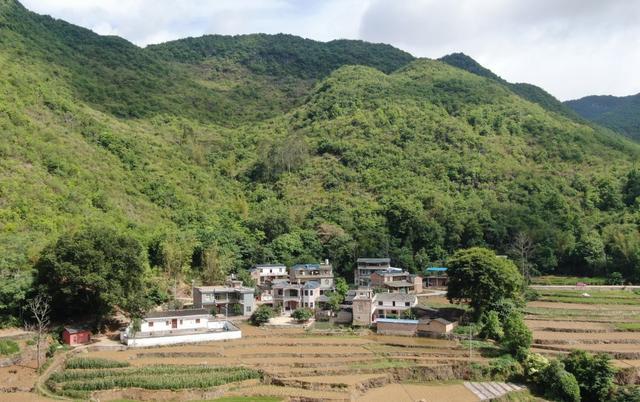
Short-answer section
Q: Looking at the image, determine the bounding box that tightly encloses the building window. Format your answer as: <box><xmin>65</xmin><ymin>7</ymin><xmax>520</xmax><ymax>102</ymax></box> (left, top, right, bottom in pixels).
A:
<box><xmin>378</xmin><ymin>301</ymin><xmax>383</xmax><ymax>306</ymax></box>
<box><xmin>196</xmin><ymin>319</ymin><xmax>200</xmax><ymax>324</ymax></box>
<box><xmin>246</xmin><ymin>306</ymin><xmax>251</xmax><ymax>313</ymax></box>
<box><xmin>405</xmin><ymin>302</ymin><xmax>410</xmax><ymax>306</ymax></box>
<box><xmin>310</xmin><ymin>302</ymin><xmax>314</xmax><ymax>308</ymax></box>
<box><xmin>166</xmin><ymin>321</ymin><xmax>170</xmax><ymax>326</ymax></box>
<box><xmin>392</xmin><ymin>301</ymin><xmax>396</xmax><ymax>307</ymax></box>
<box><xmin>148</xmin><ymin>321</ymin><xmax>154</xmax><ymax>327</ymax></box>
<box><xmin>179</xmin><ymin>319</ymin><xmax>183</xmax><ymax>325</ymax></box>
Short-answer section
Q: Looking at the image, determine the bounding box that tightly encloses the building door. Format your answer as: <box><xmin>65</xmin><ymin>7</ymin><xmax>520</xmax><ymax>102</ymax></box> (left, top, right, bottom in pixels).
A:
<box><xmin>171</xmin><ymin>319</ymin><xmax>178</xmax><ymax>329</ymax></box>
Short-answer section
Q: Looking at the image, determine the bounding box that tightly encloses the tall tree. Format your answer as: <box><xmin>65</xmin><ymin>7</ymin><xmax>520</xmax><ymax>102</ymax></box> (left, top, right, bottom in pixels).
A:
<box><xmin>34</xmin><ymin>226</ymin><xmax>148</xmax><ymax>324</ymax></box>
<box><xmin>446</xmin><ymin>247</ymin><xmax>523</xmax><ymax>317</ymax></box>
<box><xmin>510</xmin><ymin>232</ymin><xmax>535</xmax><ymax>282</ymax></box>
<box><xmin>25</xmin><ymin>294</ymin><xmax>50</xmax><ymax>370</ymax></box>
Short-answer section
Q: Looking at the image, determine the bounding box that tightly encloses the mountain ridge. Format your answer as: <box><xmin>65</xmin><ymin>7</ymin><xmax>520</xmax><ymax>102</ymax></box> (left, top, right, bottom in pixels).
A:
<box><xmin>565</xmin><ymin>93</ymin><xmax>640</xmax><ymax>141</ymax></box>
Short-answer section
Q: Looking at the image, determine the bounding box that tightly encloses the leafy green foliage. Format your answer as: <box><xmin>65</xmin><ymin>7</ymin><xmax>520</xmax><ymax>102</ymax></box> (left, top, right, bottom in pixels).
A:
<box><xmin>291</xmin><ymin>307</ymin><xmax>314</xmax><ymax>322</ymax></box>
<box><xmin>447</xmin><ymin>248</ymin><xmax>523</xmax><ymax>316</ymax></box>
<box><xmin>502</xmin><ymin>313</ymin><xmax>532</xmax><ymax>360</ymax></box>
<box><xmin>250</xmin><ymin>305</ymin><xmax>275</xmax><ymax>326</ymax></box>
<box><xmin>0</xmin><ymin>339</ymin><xmax>19</xmax><ymax>356</ymax></box>
<box><xmin>562</xmin><ymin>350</ymin><xmax>615</xmax><ymax>402</ymax></box>
<box><xmin>566</xmin><ymin>93</ymin><xmax>640</xmax><ymax>141</ymax></box>
<box><xmin>538</xmin><ymin>360</ymin><xmax>581</xmax><ymax>402</ymax></box>
<box><xmin>65</xmin><ymin>357</ymin><xmax>130</xmax><ymax>369</ymax></box>
<box><xmin>34</xmin><ymin>226</ymin><xmax>151</xmax><ymax>323</ymax></box>
<box><xmin>478</xmin><ymin>310</ymin><xmax>503</xmax><ymax>341</ymax></box>
<box><xmin>3</xmin><ymin>1</ymin><xmax>640</xmax><ymax>327</ymax></box>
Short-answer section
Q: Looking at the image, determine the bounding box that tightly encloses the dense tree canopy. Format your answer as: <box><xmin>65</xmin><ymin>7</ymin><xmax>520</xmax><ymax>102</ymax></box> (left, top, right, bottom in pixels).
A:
<box><xmin>34</xmin><ymin>226</ymin><xmax>151</xmax><ymax>323</ymax></box>
<box><xmin>446</xmin><ymin>248</ymin><xmax>523</xmax><ymax>316</ymax></box>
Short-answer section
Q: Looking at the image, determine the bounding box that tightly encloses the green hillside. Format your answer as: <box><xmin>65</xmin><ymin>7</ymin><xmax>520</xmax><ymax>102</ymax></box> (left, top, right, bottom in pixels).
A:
<box><xmin>440</xmin><ymin>53</ymin><xmax>581</xmax><ymax>121</ymax></box>
<box><xmin>565</xmin><ymin>93</ymin><xmax>640</xmax><ymax>141</ymax></box>
<box><xmin>2</xmin><ymin>0</ymin><xmax>640</xmax><ymax>321</ymax></box>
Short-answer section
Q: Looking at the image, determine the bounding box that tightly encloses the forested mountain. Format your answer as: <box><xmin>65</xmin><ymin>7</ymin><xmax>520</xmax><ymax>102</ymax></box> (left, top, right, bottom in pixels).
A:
<box><xmin>565</xmin><ymin>93</ymin><xmax>640</xmax><ymax>141</ymax></box>
<box><xmin>2</xmin><ymin>0</ymin><xmax>640</xmax><ymax>321</ymax></box>
<box><xmin>440</xmin><ymin>53</ymin><xmax>581</xmax><ymax>121</ymax></box>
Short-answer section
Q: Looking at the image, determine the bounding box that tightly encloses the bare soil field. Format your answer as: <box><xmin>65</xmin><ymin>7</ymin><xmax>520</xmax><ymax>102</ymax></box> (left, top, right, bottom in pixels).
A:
<box><xmin>528</xmin><ymin>301</ymin><xmax>640</xmax><ymax>311</ymax></box>
<box><xmin>358</xmin><ymin>383</ymin><xmax>478</xmax><ymax>402</ymax></box>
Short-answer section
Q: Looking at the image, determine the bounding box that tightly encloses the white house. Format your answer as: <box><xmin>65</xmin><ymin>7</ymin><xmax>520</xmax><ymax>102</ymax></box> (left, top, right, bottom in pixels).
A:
<box><xmin>120</xmin><ymin>308</ymin><xmax>241</xmax><ymax>347</ymax></box>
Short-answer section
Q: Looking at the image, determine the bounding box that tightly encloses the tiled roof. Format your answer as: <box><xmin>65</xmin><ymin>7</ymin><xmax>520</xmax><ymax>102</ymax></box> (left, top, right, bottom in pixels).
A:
<box><xmin>377</xmin><ymin>318</ymin><xmax>418</xmax><ymax>324</ymax></box>
<box><xmin>195</xmin><ymin>285</ymin><xmax>254</xmax><ymax>293</ymax></box>
<box><xmin>385</xmin><ymin>281</ymin><xmax>414</xmax><ymax>288</ymax></box>
<box><xmin>303</xmin><ymin>281</ymin><xmax>321</xmax><ymax>289</ymax></box>
<box><xmin>64</xmin><ymin>327</ymin><xmax>90</xmax><ymax>334</ymax></box>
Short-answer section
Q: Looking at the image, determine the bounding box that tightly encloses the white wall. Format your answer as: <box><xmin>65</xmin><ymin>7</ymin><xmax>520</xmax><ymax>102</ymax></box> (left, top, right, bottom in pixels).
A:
<box><xmin>126</xmin><ymin>328</ymin><xmax>241</xmax><ymax>347</ymax></box>
<box><xmin>141</xmin><ymin>316</ymin><xmax>209</xmax><ymax>332</ymax></box>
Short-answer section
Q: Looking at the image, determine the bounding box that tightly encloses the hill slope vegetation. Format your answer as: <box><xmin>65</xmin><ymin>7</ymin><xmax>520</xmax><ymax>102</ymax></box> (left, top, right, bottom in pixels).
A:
<box><xmin>2</xmin><ymin>0</ymin><xmax>640</xmax><ymax>321</ymax></box>
<box><xmin>565</xmin><ymin>93</ymin><xmax>640</xmax><ymax>141</ymax></box>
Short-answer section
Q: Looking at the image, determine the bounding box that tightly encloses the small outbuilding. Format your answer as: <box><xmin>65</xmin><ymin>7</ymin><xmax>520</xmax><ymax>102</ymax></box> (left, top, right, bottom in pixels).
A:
<box><xmin>376</xmin><ymin>318</ymin><xmax>419</xmax><ymax>336</ymax></box>
<box><xmin>418</xmin><ymin>318</ymin><xmax>455</xmax><ymax>335</ymax></box>
<box><xmin>62</xmin><ymin>327</ymin><xmax>91</xmax><ymax>346</ymax></box>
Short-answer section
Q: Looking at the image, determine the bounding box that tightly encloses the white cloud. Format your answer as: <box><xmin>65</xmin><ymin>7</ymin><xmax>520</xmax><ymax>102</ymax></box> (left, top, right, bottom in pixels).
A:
<box><xmin>20</xmin><ymin>0</ymin><xmax>640</xmax><ymax>100</ymax></box>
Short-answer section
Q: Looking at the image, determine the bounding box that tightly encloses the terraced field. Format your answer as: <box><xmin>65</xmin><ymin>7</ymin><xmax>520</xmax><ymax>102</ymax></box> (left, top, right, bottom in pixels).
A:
<box><xmin>50</xmin><ymin>324</ymin><xmax>491</xmax><ymax>401</ymax></box>
<box><xmin>526</xmin><ymin>288</ymin><xmax>640</xmax><ymax>379</ymax></box>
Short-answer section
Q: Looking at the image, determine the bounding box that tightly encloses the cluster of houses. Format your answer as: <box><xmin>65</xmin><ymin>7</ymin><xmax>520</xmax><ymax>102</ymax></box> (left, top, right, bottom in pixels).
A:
<box><xmin>64</xmin><ymin>258</ymin><xmax>451</xmax><ymax>347</ymax></box>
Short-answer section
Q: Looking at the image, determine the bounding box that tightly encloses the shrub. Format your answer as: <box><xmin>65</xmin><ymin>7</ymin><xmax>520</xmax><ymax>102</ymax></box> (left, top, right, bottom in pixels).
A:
<box><xmin>250</xmin><ymin>305</ymin><xmax>275</xmax><ymax>326</ymax></box>
<box><xmin>563</xmin><ymin>350</ymin><xmax>615</xmax><ymax>402</ymax></box>
<box><xmin>0</xmin><ymin>339</ymin><xmax>19</xmax><ymax>356</ymax></box>
<box><xmin>231</xmin><ymin>303</ymin><xmax>244</xmax><ymax>316</ymax></box>
<box><xmin>479</xmin><ymin>310</ymin><xmax>503</xmax><ymax>340</ymax></box>
<box><xmin>539</xmin><ymin>360</ymin><xmax>581</xmax><ymax>402</ymax></box>
<box><xmin>611</xmin><ymin>386</ymin><xmax>640</xmax><ymax>402</ymax></box>
<box><xmin>291</xmin><ymin>307</ymin><xmax>314</xmax><ymax>322</ymax></box>
<box><xmin>401</xmin><ymin>308</ymin><xmax>417</xmax><ymax>320</ymax></box>
<box><xmin>523</xmin><ymin>352</ymin><xmax>550</xmax><ymax>383</ymax></box>
<box><xmin>607</xmin><ymin>272</ymin><xmax>625</xmax><ymax>286</ymax></box>
<box><xmin>502</xmin><ymin>313</ymin><xmax>532</xmax><ymax>360</ymax></box>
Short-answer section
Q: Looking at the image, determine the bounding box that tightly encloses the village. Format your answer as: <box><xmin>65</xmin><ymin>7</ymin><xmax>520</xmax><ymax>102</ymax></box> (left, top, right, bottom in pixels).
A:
<box><xmin>114</xmin><ymin>257</ymin><xmax>456</xmax><ymax>348</ymax></box>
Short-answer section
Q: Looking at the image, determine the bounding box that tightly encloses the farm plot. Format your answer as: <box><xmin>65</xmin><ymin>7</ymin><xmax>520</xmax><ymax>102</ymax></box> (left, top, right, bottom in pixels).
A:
<box><xmin>526</xmin><ymin>288</ymin><xmax>640</xmax><ymax>369</ymax></box>
<box><xmin>51</xmin><ymin>323</ymin><xmax>490</xmax><ymax>401</ymax></box>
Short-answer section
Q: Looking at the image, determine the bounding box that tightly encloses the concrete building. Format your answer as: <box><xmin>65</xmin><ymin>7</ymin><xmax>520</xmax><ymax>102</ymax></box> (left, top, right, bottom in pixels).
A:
<box><xmin>355</xmin><ymin>258</ymin><xmax>391</xmax><ymax>287</ymax></box>
<box><xmin>62</xmin><ymin>327</ymin><xmax>91</xmax><ymax>346</ymax></box>
<box><xmin>376</xmin><ymin>318</ymin><xmax>419</xmax><ymax>336</ymax></box>
<box><xmin>193</xmin><ymin>280</ymin><xmax>255</xmax><ymax>316</ymax></box>
<box><xmin>351</xmin><ymin>292</ymin><xmax>418</xmax><ymax>326</ymax></box>
<box><xmin>424</xmin><ymin>267</ymin><xmax>448</xmax><ymax>288</ymax></box>
<box><xmin>120</xmin><ymin>309</ymin><xmax>241</xmax><ymax>347</ymax></box>
<box><xmin>250</xmin><ymin>264</ymin><xmax>288</xmax><ymax>304</ymax></box>
<box><xmin>370</xmin><ymin>268</ymin><xmax>423</xmax><ymax>294</ymax></box>
<box><xmin>289</xmin><ymin>261</ymin><xmax>334</xmax><ymax>287</ymax></box>
<box><xmin>272</xmin><ymin>280</ymin><xmax>330</xmax><ymax>313</ymax></box>
<box><xmin>418</xmin><ymin>317</ymin><xmax>455</xmax><ymax>335</ymax></box>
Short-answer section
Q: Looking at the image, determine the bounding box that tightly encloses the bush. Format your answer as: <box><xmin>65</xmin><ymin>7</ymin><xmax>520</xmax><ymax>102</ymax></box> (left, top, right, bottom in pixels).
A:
<box><xmin>502</xmin><ymin>313</ymin><xmax>532</xmax><ymax>360</ymax></box>
<box><xmin>231</xmin><ymin>303</ymin><xmax>244</xmax><ymax>316</ymax></box>
<box><xmin>524</xmin><ymin>287</ymin><xmax>540</xmax><ymax>301</ymax></box>
<box><xmin>291</xmin><ymin>307</ymin><xmax>314</xmax><ymax>322</ymax></box>
<box><xmin>479</xmin><ymin>310</ymin><xmax>503</xmax><ymax>340</ymax></box>
<box><xmin>563</xmin><ymin>350</ymin><xmax>615</xmax><ymax>402</ymax></box>
<box><xmin>523</xmin><ymin>352</ymin><xmax>550</xmax><ymax>383</ymax></box>
<box><xmin>539</xmin><ymin>360</ymin><xmax>581</xmax><ymax>402</ymax></box>
<box><xmin>611</xmin><ymin>386</ymin><xmax>640</xmax><ymax>402</ymax></box>
<box><xmin>607</xmin><ymin>272</ymin><xmax>625</xmax><ymax>286</ymax></box>
<box><xmin>250</xmin><ymin>305</ymin><xmax>275</xmax><ymax>326</ymax></box>
<box><xmin>0</xmin><ymin>339</ymin><xmax>19</xmax><ymax>356</ymax></box>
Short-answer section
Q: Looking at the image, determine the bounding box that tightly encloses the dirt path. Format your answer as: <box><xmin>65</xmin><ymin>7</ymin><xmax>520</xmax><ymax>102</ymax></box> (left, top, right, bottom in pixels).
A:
<box><xmin>34</xmin><ymin>348</ymin><xmax>75</xmax><ymax>400</ymax></box>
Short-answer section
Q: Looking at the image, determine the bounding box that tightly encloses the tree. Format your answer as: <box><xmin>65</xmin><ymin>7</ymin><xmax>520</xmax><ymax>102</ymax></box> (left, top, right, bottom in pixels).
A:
<box><xmin>34</xmin><ymin>226</ymin><xmax>149</xmax><ymax>324</ymax></box>
<box><xmin>478</xmin><ymin>310</ymin><xmax>503</xmax><ymax>341</ymax></box>
<box><xmin>292</xmin><ymin>307</ymin><xmax>314</xmax><ymax>322</ymax></box>
<box><xmin>539</xmin><ymin>360</ymin><xmax>581</xmax><ymax>402</ymax></box>
<box><xmin>25</xmin><ymin>294</ymin><xmax>51</xmax><ymax>370</ymax></box>
<box><xmin>129</xmin><ymin>317</ymin><xmax>142</xmax><ymax>348</ymax></box>
<box><xmin>510</xmin><ymin>232</ymin><xmax>535</xmax><ymax>283</ymax></box>
<box><xmin>446</xmin><ymin>247</ymin><xmax>523</xmax><ymax>317</ymax></box>
<box><xmin>201</xmin><ymin>246</ymin><xmax>231</xmax><ymax>285</ymax></box>
<box><xmin>563</xmin><ymin>350</ymin><xmax>615</xmax><ymax>402</ymax></box>
<box><xmin>502</xmin><ymin>313</ymin><xmax>532</xmax><ymax>360</ymax></box>
<box><xmin>159</xmin><ymin>233</ymin><xmax>195</xmax><ymax>303</ymax></box>
<box><xmin>334</xmin><ymin>277</ymin><xmax>349</xmax><ymax>299</ymax></box>
<box><xmin>622</xmin><ymin>168</ymin><xmax>640</xmax><ymax>206</ymax></box>
<box><xmin>250</xmin><ymin>305</ymin><xmax>275</xmax><ymax>326</ymax></box>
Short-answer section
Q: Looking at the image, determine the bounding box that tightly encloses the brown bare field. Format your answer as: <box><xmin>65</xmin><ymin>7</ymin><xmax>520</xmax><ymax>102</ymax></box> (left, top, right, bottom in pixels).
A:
<box><xmin>525</xmin><ymin>319</ymin><xmax>612</xmax><ymax>331</ymax></box>
<box><xmin>358</xmin><ymin>383</ymin><xmax>478</xmax><ymax>402</ymax></box>
<box><xmin>529</xmin><ymin>301</ymin><xmax>640</xmax><ymax>311</ymax></box>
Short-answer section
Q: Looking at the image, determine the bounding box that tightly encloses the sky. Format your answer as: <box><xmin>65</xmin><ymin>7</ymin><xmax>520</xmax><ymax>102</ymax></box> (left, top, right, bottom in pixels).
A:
<box><xmin>21</xmin><ymin>0</ymin><xmax>640</xmax><ymax>101</ymax></box>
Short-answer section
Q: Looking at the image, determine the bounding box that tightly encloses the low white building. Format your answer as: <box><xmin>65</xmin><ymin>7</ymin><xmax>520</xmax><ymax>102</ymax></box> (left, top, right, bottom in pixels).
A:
<box><xmin>120</xmin><ymin>308</ymin><xmax>241</xmax><ymax>347</ymax></box>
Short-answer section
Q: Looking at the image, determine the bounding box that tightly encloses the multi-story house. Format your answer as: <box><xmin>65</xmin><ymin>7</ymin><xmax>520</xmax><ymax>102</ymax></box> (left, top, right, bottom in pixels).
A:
<box><xmin>355</xmin><ymin>258</ymin><xmax>391</xmax><ymax>287</ymax></box>
<box><xmin>272</xmin><ymin>279</ymin><xmax>332</xmax><ymax>313</ymax></box>
<box><xmin>250</xmin><ymin>264</ymin><xmax>289</xmax><ymax>304</ymax></box>
<box><xmin>370</xmin><ymin>268</ymin><xmax>423</xmax><ymax>294</ymax></box>
<box><xmin>193</xmin><ymin>280</ymin><xmax>256</xmax><ymax>316</ymax></box>
<box><xmin>250</xmin><ymin>264</ymin><xmax>288</xmax><ymax>285</ymax></box>
<box><xmin>289</xmin><ymin>261</ymin><xmax>334</xmax><ymax>288</ymax></box>
<box><xmin>352</xmin><ymin>292</ymin><xmax>418</xmax><ymax>326</ymax></box>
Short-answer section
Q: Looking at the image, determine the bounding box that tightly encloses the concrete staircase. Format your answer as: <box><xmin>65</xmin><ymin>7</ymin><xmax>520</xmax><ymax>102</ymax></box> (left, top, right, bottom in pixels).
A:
<box><xmin>464</xmin><ymin>381</ymin><xmax>525</xmax><ymax>400</ymax></box>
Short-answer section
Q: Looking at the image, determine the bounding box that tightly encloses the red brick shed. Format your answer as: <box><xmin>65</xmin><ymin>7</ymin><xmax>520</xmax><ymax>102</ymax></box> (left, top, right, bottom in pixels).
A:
<box><xmin>62</xmin><ymin>327</ymin><xmax>91</xmax><ymax>346</ymax></box>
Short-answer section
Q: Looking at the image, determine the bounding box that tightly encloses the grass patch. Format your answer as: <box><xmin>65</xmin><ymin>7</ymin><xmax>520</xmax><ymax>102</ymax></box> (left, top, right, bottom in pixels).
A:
<box><xmin>0</xmin><ymin>339</ymin><xmax>19</xmax><ymax>356</ymax></box>
<box><xmin>65</xmin><ymin>357</ymin><xmax>130</xmax><ymax>369</ymax></box>
<box><xmin>615</xmin><ymin>323</ymin><xmax>640</xmax><ymax>331</ymax></box>
<box><xmin>49</xmin><ymin>365</ymin><xmax>261</xmax><ymax>393</ymax></box>
<box><xmin>538</xmin><ymin>295</ymin><xmax>640</xmax><ymax>305</ymax></box>
<box><xmin>531</xmin><ymin>276</ymin><xmax>607</xmax><ymax>286</ymax></box>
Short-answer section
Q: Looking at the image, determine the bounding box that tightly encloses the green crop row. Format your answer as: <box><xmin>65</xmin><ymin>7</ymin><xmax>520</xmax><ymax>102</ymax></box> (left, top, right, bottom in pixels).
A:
<box><xmin>56</xmin><ymin>368</ymin><xmax>260</xmax><ymax>391</ymax></box>
<box><xmin>65</xmin><ymin>357</ymin><xmax>130</xmax><ymax>369</ymax></box>
<box><xmin>51</xmin><ymin>364</ymin><xmax>232</xmax><ymax>382</ymax></box>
